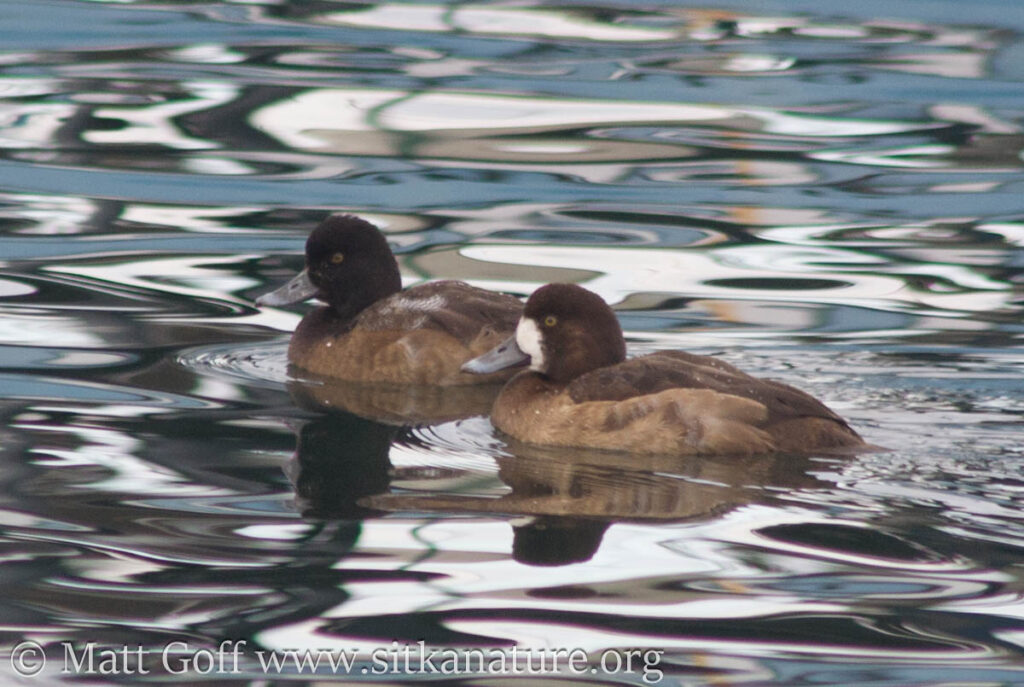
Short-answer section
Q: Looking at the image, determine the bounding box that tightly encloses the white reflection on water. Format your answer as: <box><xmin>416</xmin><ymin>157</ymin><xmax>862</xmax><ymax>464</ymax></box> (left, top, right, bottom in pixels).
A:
<box><xmin>0</xmin><ymin>101</ymin><xmax>73</xmax><ymax>149</ymax></box>
<box><xmin>0</xmin><ymin>194</ymin><xmax>100</xmax><ymax>234</ymax></box>
<box><xmin>163</xmin><ymin>43</ymin><xmax>246</xmax><ymax>65</ymax></box>
<box><xmin>45</xmin><ymin>255</ymin><xmax>276</xmax><ymax>326</ymax></box>
<box><xmin>812</xmin><ymin>144</ymin><xmax>954</xmax><ymax>169</ymax></box>
<box><xmin>22</xmin><ymin>421</ymin><xmax>231</xmax><ymax>496</ymax></box>
<box><xmin>118</xmin><ymin>205</ymin><xmax>268</xmax><ymax>233</ymax></box>
<box><xmin>460</xmin><ymin>244</ymin><xmax>1012</xmax><ymax>317</ymax></box>
<box><xmin>251</xmin><ymin>88</ymin><xmax>927</xmax><ymax>152</ymax></box>
<box><xmin>0</xmin><ymin>277</ymin><xmax>34</xmax><ymax>297</ymax></box>
<box><xmin>321</xmin><ymin>4</ymin><xmax>678</xmax><ymax>42</ymax></box>
<box><xmin>0</xmin><ymin>315</ymin><xmax>105</xmax><ymax>347</ymax></box>
<box><xmin>447</xmin><ymin>618</ymin><xmax>999</xmax><ymax>661</ymax></box>
<box><xmin>84</xmin><ymin>82</ymin><xmax>239</xmax><ymax>149</ymax></box>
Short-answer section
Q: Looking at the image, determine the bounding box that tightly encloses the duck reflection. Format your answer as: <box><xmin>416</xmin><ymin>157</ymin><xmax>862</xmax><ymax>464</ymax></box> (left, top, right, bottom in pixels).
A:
<box><xmin>286</xmin><ymin>407</ymin><xmax>838</xmax><ymax>565</ymax></box>
<box><xmin>374</xmin><ymin>442</ymin><xmax>830</xmax><ymax>565</ymax></box>
<box><xmin>508</xmin><ymin>517</ymin><xmax>610</xmax><ymax>567</ymax></box>
<box><xmin>286</xmin><ymin>411</ymin><xmax>398</xmax><ymax>520</ymax></box>
<box><xmin>287</xmin><ymin>373</ymin><xmax>504</xmax><ymax>426</ymax></box>
<box><xmin>284</xmin><ymin>370</ymin><xmax>506</xmax><ymax>517</ymax></box>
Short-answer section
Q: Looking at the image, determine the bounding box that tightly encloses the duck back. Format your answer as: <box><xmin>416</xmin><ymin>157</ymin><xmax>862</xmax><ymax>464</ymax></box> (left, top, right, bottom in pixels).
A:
<box><xmin>564</xmin><ymin>351</ymin><xmax>862</xmax><ymax>452</ymax></box>
<box><xmin>290</xmin><ymin>281</ymin><xmax>521</xmax><ymax>385</ymax></box>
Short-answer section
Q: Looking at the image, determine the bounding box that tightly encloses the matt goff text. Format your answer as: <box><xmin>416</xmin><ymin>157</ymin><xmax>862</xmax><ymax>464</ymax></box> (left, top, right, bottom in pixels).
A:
<box><xmin>11</xmin><ymin>640</ymin><xmax>665</xmax><ymax>683</ymax></box>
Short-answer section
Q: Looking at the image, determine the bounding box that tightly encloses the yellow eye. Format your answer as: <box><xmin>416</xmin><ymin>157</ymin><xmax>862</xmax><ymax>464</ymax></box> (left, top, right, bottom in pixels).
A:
<box><xmin>330</xmin><ymin>252</ymin><xmax>345</xmax><ymax>264</ymax></box>
<box><xmin>544</xmin><ymin>315</ymin><xmax>557</xmax><ymax>327</ymax></box>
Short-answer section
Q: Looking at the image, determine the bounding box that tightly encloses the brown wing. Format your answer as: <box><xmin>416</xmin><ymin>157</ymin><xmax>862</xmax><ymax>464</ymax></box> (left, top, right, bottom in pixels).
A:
<box><xmin>354</xmin><ymin>281</ymin><xmax>521</xmax><ymax>347</ymax></box>
<box><xmin>567</xmin><ymin>350</ymin><xmax>853</xmax><ymax>429</ymax></box>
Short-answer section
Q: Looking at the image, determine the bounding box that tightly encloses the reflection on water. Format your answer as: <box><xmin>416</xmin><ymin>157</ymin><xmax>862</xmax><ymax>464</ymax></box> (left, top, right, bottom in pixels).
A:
<box><xmin>1</xmin><ymin>0</ymin><xmax>1023</xmax><ymax>684</ymax></box>
<box><xmin>287</xmin><ymin>375</ymin><xmax>507</xmax><ymax>425</ymax></box>
<box><xmin>289</xmin><ymin>409</ymin><xmax>833</xmax><ymax>564</ymax></box>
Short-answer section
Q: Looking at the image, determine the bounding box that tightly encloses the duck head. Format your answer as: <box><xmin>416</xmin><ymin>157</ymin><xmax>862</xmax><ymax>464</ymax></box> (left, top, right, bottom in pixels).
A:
<box><xmin>463</xmin><ymin>283</ymin><xmax>626</xmax><ymax>383</ymax></box>
<box><xmin>257</xmin><ymin>215</ymin><xmax>403</xmax><ymax>321</ymax></box>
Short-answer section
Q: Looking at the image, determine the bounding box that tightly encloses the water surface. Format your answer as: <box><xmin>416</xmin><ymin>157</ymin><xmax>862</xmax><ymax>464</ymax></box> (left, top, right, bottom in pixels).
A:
<box><xmin>1</xmin><ymin>0</ymin><xmax>1023</xmax><ymax>684</ymax></box>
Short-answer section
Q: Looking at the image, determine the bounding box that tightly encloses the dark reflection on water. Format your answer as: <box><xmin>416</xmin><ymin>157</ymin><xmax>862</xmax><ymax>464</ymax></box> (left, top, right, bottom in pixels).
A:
<box><xmin>1</xmin><ymin>0</ymin><xmax>1023</xmax><ymax>684</ymax></box>
<box><xmin>288</xmin><ymin>411</ymin><xmax>397</xmax><ymax>520</ymax></box>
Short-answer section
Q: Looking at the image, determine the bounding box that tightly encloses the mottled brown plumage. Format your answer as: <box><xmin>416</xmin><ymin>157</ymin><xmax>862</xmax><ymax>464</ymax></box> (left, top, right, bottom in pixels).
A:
<box><xmin>258</xmin><ymin>215</ymin><xmax>522</xmax><ymax>385</ymax></box>
<box><xmin>466</xmin><ymin>283</ymin><xmax>865</xmax><ymax>455</ymax></box>
<box><xmin>289</xmin><ymin>281</ymin><xmax>520</xmax><ymax>384</ymax></box>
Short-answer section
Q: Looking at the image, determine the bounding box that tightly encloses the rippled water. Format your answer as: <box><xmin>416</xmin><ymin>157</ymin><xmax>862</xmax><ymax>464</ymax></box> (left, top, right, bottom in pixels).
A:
<box><xmin>1</xmin><ymin>0</ymin><xmax>1024</xmax><ymax>684</ymax></box>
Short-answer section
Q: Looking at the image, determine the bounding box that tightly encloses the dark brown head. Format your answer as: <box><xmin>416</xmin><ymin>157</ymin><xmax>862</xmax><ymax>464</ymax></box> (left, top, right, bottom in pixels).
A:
<box><xmin>257</xmin><ymin>214</ymin><xmax>402</xmax><ymax>322</ymax></box>
<box><xmin>517</xmin><ymin>283</ymin><xmax>626</xmax><ymax>383</ymax></box>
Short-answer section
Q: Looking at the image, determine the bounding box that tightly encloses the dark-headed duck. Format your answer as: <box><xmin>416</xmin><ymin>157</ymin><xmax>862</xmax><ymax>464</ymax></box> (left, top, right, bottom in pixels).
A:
<box><xmin>463</xmin><ymin>283</ymin><xmax>866</xmax><ymax>455</ymax></box>
<box><xmin>257</xmin><ymin>214</ymin><xmax>522</xmax><ymax>385</ymax></box>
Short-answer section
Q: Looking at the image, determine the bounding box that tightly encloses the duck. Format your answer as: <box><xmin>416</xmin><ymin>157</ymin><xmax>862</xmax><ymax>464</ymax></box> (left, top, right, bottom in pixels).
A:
<box><xmin>462</xmin><ymin>283</ymin><xmax>866</xmax><ymax>455</ymax></box>
<box><xmin>257</xmin><ymin>214</ymin><xmax>523</xmax><ymax>385</ymax></box>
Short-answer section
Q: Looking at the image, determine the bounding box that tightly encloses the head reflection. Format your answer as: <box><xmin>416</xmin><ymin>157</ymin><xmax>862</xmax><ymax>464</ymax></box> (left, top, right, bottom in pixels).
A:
<box><xmin>287</xmin><ymin>411</ymin><xmax>398</xmax><ymax>520</ymax></box>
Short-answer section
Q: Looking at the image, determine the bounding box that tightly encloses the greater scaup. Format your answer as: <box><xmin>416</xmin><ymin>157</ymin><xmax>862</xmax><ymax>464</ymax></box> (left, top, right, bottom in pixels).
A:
<box><xmin>463</xmin><ymin>283</ymin><xmax>866</xmax><ymax>455</ymax></box>
<box><xmin>257</xmin><ymin>214</ymin><xmax>522</xmax><ymax>385</ymax></box>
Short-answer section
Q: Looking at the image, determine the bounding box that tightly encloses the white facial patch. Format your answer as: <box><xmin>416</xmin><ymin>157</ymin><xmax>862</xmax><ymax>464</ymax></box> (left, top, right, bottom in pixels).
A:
<box><xmin>515</xmin><ymin>317</ymin><xmax>545</xmax><ymax>372</ymax></box>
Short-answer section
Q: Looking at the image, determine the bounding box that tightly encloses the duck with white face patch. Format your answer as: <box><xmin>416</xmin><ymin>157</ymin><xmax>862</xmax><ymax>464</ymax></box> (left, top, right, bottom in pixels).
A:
<box><xmin>462</xmin><ymin>316</ymin><xmax>547</xmax><ymax>375</ymax></box>
<box><xmin>464</xmin><ymin>283</ymin><xmax>869</xmax><ymax>456</ymax></box>
<box><xmin>515</xmin><ymin>317</ymin><xmax>546</xmax><ymax>372</ymax></box>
